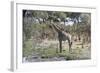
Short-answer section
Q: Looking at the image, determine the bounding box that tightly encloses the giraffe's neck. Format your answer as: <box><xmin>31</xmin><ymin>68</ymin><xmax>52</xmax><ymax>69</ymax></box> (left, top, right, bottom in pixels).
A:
<box><xmin>52</xmin><ymin>24</ymin><xmax>62</xmax><ymax>33</ymax></box>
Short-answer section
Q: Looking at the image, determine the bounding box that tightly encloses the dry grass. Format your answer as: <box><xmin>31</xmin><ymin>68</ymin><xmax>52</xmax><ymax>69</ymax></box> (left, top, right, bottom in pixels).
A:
<box><xmin>23</xmin><ymin>39</ymin><xmax>91</xmax><ymax>62</ymax></box>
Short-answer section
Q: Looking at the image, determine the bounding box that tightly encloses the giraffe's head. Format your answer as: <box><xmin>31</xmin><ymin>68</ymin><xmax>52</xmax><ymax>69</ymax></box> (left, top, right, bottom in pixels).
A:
<box><xmin>49</xmin><ymin>25</ymin><xmax>52</xmax><ymax>29</ymax></box>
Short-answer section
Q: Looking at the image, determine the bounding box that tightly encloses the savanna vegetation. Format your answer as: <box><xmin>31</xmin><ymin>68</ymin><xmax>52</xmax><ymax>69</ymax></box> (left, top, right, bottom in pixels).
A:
<box><xmin>22</xmin><ymin>10</ymin><xmax>91</xmax><ymax>62</ymax></box>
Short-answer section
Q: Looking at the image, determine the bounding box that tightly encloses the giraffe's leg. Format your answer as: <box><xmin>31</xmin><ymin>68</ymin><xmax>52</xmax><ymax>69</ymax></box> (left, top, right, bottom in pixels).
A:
<box><xmin>59</xmin><ymin>40</ymin><xmax>62</xmax><ymax>53</ymax></box>
<box><xmin>69</xmin><ymin>42</ymin><xmax>72</xmax><ymax>53</ymax></box>
<box><xmin>69</xmin><ymin>43</ymin><xmax>71</xmax><ymax>52</ymax></box>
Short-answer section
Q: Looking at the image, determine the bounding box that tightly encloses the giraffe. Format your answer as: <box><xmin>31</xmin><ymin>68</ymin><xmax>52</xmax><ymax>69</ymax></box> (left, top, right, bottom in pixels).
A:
<box><xmin>50</xmin><ymin>23</ymin><xmax>73</xmax><ymax>53</ymax></box>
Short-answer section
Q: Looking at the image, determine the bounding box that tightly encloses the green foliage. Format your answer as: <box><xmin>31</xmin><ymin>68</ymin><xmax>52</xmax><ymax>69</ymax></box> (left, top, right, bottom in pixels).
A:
<box><xmin>23</xmin><ymin>39</ymin><xmax>33</xmax><ymax>57</ymax></box>
<box><xmin>23</xmin><ymin>10</ymin><xmax>91</xmax><ymax>61</ymax></box>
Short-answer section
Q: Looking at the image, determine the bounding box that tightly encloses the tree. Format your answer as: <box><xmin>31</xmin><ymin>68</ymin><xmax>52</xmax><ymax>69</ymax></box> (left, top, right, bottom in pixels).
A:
<box><xmin>23</xmin><ymin>10</ymin><xmax>33</xmax><ymax>40</ymax></box>
<box><xmin>55</xmin><ymin>12</ymin><xmax>67</xmax><ymax>25</ymax></box>
<box><xmin>32</xmin><ymin>11</ymin><xmax>49</xmax><ymax>23</ymax></box>
<box><xmin>80</xmin><ymin>13</ymin><xmax>91</xmax><ymax>42</ymax></box>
